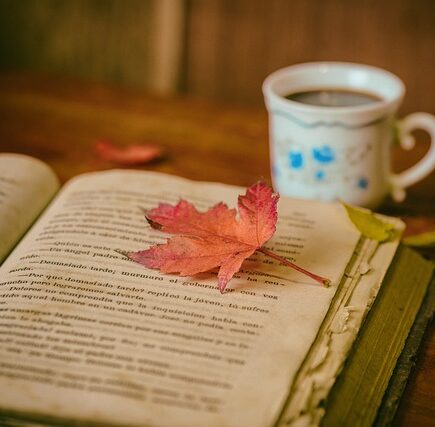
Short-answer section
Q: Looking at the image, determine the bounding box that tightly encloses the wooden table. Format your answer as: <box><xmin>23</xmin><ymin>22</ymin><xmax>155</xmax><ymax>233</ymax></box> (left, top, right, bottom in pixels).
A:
<box><xmin>0</xmin><ymin>72</ymin><xmax>434</xmax><ymax>426</ymax></box>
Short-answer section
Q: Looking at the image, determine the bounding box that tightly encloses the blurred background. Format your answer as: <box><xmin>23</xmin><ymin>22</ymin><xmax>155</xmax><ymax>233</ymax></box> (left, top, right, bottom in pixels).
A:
<box><xmin>0</xmin><ymin>0</ymin><xmax>434</xmax><ymax>113</ymax></box>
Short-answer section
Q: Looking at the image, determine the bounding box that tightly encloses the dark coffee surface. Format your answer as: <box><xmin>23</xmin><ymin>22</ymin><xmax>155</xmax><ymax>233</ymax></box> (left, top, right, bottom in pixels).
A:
<box><xmin>285</xmin><ymin>88</ymin><xmax>382</xmax><ymax>107</ymax></box>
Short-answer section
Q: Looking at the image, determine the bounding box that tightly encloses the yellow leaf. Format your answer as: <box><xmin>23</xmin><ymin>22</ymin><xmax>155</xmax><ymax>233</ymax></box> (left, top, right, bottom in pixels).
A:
<box><xmin>342</xmin><ymin>203</ymin><xmax>398</xmax><ymax>242</ymax></box>
<box><xmin>403</xmin><ymin>231</ymin><xmax>435</xmax><ymax>248</ymax></box>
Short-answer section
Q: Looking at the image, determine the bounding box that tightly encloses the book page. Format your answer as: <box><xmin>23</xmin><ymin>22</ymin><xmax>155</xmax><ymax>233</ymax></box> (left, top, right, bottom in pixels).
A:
<box><xmin>0</xmin><ymin>171</ymin><xmax>361</xmax><ymax>427</ymax></box>
<box><xmin>0</xmin><ymin>153</ymin><xmax>59</xmax><ymax>263</ymax></box>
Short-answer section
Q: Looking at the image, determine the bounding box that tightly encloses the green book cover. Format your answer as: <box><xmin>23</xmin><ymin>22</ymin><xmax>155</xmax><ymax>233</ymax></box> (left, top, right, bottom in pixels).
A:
<box><xmin>321</xmin><ymin>246</ymin><xmax>434</xmax><ymax>427</ymax></box>
<box><xmin>374</xmin><ymin>278</ymin><xmax>435</xmax><ymax>427</ymax></box>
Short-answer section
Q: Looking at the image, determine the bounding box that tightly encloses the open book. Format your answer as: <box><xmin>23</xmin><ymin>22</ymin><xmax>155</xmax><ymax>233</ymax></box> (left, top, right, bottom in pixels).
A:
<box><xmin>0</xmin><ymin>153</ymin><xmax>433</xmax><ymax>427</ymax></box>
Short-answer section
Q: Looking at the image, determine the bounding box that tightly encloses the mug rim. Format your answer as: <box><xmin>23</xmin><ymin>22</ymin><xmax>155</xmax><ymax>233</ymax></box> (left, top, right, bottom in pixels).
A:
<box><xmin>262</xmin><ymin>61</ymin><xmax>406</xmax><ymax>115</ymax></box>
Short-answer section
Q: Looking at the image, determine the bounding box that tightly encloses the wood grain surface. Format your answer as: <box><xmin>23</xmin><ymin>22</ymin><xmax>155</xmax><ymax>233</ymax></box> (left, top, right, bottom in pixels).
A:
<box><xmin>0</xmin><ymin>72</ymin><xmax>433</xmax><ymax>426</ymax></box>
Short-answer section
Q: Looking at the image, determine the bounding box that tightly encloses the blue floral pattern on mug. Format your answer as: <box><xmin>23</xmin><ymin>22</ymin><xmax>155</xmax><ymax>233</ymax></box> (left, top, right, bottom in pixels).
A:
<box><xmin>312</xmin><ymin>145</ymin><xmax>335</xmax><ymax>164</ymax></box>
<box><xmin>357</xmin><ymin>177</ymin><xmax>369</xmax><ymax>189</ymax></box>
<box><xmin>288</xmin><ymin>151</ymin><xmax>304</xmax><ymax>169</ymax></box>
<box><xmin>315</xmin><ymin>170</ymin><xmax>326</xmax><ymax>181</ymax></box>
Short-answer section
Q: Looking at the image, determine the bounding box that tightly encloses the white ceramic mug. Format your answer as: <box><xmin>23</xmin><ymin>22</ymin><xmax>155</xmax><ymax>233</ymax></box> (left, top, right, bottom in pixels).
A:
<box><xmin>262</xmin><ymin>62</ymin><xmax>435</xmax><ymax>208</ymax></box>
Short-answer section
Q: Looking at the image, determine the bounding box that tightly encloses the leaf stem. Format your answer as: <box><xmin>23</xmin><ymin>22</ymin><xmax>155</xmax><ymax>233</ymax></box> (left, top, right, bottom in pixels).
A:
<box><xmin>258</xmin><ymin>247</ymin><xmax>330</xmax><ymax>287</ymax></box>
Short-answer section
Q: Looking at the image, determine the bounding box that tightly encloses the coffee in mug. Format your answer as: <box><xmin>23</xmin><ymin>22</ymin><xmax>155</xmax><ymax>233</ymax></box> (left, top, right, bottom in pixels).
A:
<box><xmin>285</xmin><ymin>88</ymin><xmax>383</xmax><ymax>107</ymax></box>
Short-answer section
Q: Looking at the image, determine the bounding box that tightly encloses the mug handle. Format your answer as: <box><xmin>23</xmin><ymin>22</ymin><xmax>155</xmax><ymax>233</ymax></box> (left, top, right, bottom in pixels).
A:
<box><xmin>390</xmin><ymin>112</ymin><xmax>435</xmax><ymax>202</ymax></box>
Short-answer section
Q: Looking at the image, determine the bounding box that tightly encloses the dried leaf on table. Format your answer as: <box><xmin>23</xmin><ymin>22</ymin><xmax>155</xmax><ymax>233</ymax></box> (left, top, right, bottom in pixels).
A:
<box><xmin>95</xmin><ymin>140</ymin><xmax>163</xmax><ymax>165</ymax></box>
<box><xmin>403</xmin><ymin>231</ymin><xmax>435</xmax><ymax>248</ymax></box>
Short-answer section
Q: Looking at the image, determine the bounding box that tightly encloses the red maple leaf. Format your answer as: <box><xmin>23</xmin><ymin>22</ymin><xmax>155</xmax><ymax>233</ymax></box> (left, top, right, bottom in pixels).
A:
<box><xmin>128</xmin><ymin>182</ymin><xmax>329</xmax><ymax>293</ymax></box>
